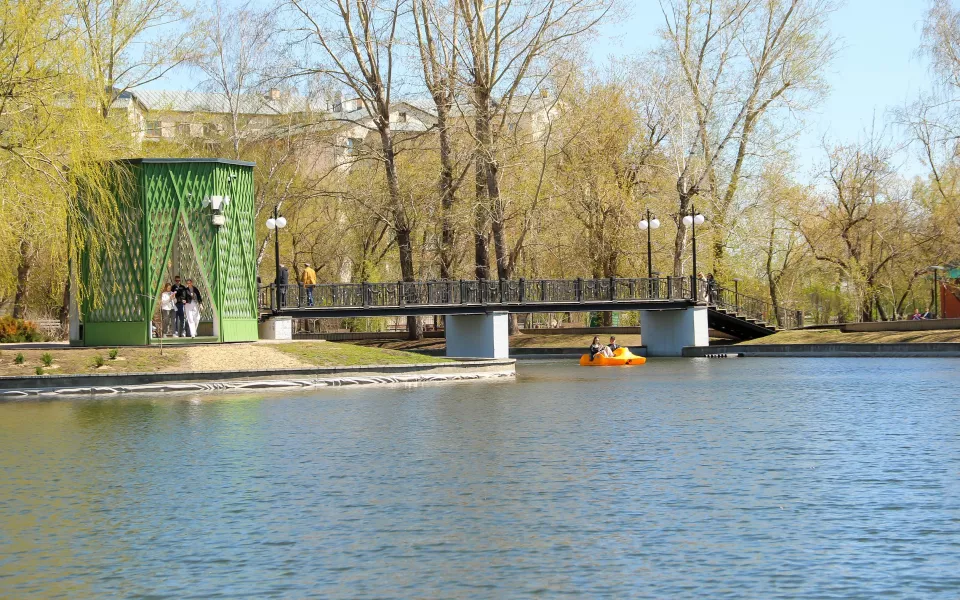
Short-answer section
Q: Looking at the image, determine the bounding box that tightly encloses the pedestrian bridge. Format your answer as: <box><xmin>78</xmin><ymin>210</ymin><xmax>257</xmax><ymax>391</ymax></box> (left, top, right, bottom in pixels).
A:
<box><xmin>258</xmin><ymin>276</ymin><xmax>802</xmax><ymax>357</ymax></box>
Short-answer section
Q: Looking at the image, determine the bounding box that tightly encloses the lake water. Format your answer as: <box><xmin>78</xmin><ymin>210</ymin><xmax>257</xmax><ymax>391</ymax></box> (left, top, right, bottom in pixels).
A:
<box><xmin>1</xmin><ymin>358</ymin><xmax>959</xmax><ymax>598</ymax></box>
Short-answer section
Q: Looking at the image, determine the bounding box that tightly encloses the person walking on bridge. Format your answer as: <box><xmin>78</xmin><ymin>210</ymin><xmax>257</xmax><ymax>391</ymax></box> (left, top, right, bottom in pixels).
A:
<box><xmin>277</xmin><ymin>264</ymin><xmax>289</xmax><ymax>308</ymax></box>
<box><xmin>302</xmin><ymin>262</ymin><xmax>317</xmax><ymax>307</ymax></box>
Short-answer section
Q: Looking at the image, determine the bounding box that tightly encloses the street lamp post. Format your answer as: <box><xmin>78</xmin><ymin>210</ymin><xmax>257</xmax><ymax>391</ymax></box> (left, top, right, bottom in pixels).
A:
<box><xmin>681</xmin><ymin>204</ymin><xmax>705</xmax><ymax>296</ymax></box>
<box><xmin>266</xmin><ymin>206</ymin><xmax>287</xmax><ymax>311</ymax></box>
<box><xmin>637</xmin><ymin>209</ymin><xmax>661</xmax><ymax>280</ymax></box>
<box><xmin>930</xmin><ymin>265</ymin><xmax>945</xmax><ymax>318</ymax></box>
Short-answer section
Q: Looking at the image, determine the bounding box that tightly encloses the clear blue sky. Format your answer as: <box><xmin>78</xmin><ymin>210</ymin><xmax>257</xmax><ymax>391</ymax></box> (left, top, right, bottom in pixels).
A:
<box><xmin>592</xmin><ymin>0</ymin><xmax>932</xmax><ymax>178</ymax></box>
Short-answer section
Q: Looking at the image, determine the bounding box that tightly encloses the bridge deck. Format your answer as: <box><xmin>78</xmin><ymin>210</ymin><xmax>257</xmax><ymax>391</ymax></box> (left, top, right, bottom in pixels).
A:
<box><xmin>257</xmin><ymin>276</ymin><xmax>802</xmax><ymax>334</ymax></box>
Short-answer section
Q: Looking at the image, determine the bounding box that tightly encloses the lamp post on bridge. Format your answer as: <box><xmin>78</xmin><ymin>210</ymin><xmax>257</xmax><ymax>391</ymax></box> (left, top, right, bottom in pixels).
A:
<box><xmin>266</xmin><ymin>206</ymin><xmax>287</xmax><ymax>312</ymax></box>
<box><xmin>682</xmin><ymin>205</ymin><xmax>705</xmax><ymax>301</ymax></box>
<box><xmin>637</xmin><ymin>209</ymin><xmax>661</xmax><ymax>280</ymax></box>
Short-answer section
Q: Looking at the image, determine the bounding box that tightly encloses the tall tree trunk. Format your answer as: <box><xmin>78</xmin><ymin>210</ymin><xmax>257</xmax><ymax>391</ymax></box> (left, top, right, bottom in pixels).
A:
<box><xmin>473</xmin><ymin>109</ymin><xmax>491</xmax><ymax>280</ymax></box>
<box><xmin>58</xmin><ymin>272</ymin><xmax>70</xmax><ymax>329</ymax></box>
<box><xmin>381</xmin><ymin>129</ymin><xmax>423</xmax><ymax>341</ymax></box>
<box><xmin>12</xmin><ymin>238</ymin><xmax>33</xmax><ymax>319</ymax></box>
<box><xmin>437</xmin><ymin>109</ymin><xmax>457</xmax><ymax>280</ymax></box>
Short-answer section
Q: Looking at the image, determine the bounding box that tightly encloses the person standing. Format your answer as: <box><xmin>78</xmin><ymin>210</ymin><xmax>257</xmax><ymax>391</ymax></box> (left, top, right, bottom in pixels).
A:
<box><xmin>301</xmin><ymin>262</ymin><xmax>317</xmax><ymax>307</ymax></box>
<box><xmin>171</xmin><ymin>275</ymin><xmax>187</xmax><ymax>337</ymax></box>
<box><xmin>160</xmin><ymin>283</ymin><xmax>176</xmax><ymax>337</ymax></box>
<box><xmin>183</xmin><ymin>278</ymin><xmax>204</xmax><ymax>338</ymax></box>
<box><xmin>277</xmin><ymin>264</ymin><xmax>289</xmax><ymax>308</ymax></box>
<box><xmin>706</xmin><ymin>273</ymin><xmax>718</xmax><ymax>305</ymax></box>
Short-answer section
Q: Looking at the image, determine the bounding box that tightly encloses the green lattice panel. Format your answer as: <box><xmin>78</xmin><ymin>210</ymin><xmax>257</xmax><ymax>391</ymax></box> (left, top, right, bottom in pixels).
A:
<box><xmin>86</xmin><ymin>190</ymin><xmax>145</xmax><ymax>323</ymax></box>
<box><xmin>180</xmin><ymin>164</ymin><xmax>219</xmax><ymax>303</ymax></box>
<box><xmin>219</xmin><ymin>167</ymin><xmax>257</xmax><ymax>320</ymax></box>
<box><xmin>145</xmin><ymin>168</ymin><xmax>179</xmax><ymax>297</ymax></box>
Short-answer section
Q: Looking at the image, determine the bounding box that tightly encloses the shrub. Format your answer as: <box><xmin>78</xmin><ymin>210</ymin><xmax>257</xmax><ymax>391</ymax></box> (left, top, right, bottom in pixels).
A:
<box><xmin>109</xmin><ymin>348</ymin><xmax>119</xmax><ymax>360</ymax></box>
<box><xmin>41</xmin><ymin>353</ymin><xmax>53</xmax><ymax>367</ymax></box>
<box><xmin>92</xmin><ymin>354</ymin><xmax>105</xmax><ymax>368</ymax></box>
<box><xmin>0</xmin><ymin>317</ymin><xmax>44</xmax><ymax>343</ymax></box>
<box><xmin>14</xmin><ymin>353</ymin><xmax>25</xmax><ymax>365</ymax></box>
<box><xmin>35</xmin><ymin>366</ymin><xmax>44</xmax><ymax>376</ymax></box>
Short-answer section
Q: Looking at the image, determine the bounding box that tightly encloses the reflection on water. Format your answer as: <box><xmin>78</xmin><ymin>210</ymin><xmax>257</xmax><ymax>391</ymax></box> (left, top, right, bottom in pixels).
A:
<box><xmin>1</xmin><ymin>358</ymin><xmax>959</xmax><ymax>598</ymax></box>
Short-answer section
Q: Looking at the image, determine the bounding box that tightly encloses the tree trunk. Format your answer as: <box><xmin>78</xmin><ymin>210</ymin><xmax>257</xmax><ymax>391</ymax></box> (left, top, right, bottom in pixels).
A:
<box><xmin>380</xmin><ymin>128</ymin><xmax>423</xmax><ymax>341</ymax></box>
<box><xmin>473</xmin><ymin>111</ymin><xmax>491</xmax><ymax>280</ymax></box>
<box><xmin>437</xmin><ymin>109</ymin><xmax>457</xmax><ymax>280</ymax></box>
<box><xmin>12</xmin><ymin>238</ymin><xmax>32</xmax><ymax>319</ymax></box>
<box><xmin>58</xmin><ymin>272</ymin><xmax>70</xmax><ymax>329</ymax></box>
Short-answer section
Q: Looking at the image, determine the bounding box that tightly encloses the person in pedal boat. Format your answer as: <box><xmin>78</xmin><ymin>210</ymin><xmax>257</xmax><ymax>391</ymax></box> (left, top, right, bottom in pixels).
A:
<box><xmin>607</xmin><ymin>336</ymin><xmax>620</xmax><ymax>351</ymax></box>
<box><xmin>589</xmin><ymin>336</ymin><xmax>614</xmax><ymax>360</ymax></box>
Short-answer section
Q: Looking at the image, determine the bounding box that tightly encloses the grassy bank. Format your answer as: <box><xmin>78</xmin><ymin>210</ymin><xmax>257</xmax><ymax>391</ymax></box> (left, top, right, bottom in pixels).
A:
<box><xmin>0</xmin><ymin>341</ymin><xmax>448</xmax><ymax>377</ymax></box>
<box><xmin>741</xmin><ymin>329</ymin><xmax>960</xmax><ymax>345</ymax></box>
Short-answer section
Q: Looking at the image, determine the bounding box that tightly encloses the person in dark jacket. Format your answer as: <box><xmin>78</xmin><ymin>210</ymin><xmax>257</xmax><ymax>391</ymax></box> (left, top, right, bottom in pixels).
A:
<box><xmin>171</xmin><ymin>275</ymin><xmax>187</xmax><ymax>337</ymax></box>
<box><xmin>277</xmin><ymin>264</ymin><xmax>289</xmax><ymax>307</ymax></box>
<box><xmin>608</xmin><ymin>336</ymin><xmax>620</xmax><ymax>351</ymax></box>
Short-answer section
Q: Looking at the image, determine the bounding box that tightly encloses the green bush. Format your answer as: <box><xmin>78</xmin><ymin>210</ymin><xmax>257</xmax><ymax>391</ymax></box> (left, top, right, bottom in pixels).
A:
<box><xmin>41</xmin><ymin>352</ymin><xmax>53</xmax><ymax>367</ymax></box>
<box><xmin>0</xmin><ymin>317</ymin><xmax>44</xmax><ymax>343</ymax></box>
<box><xmin>92</xmin><ymin>354</ymin><xmax>105</xmax><ymax>368</ymax></box>
<box><xmin>14</xmin><ymin>353</ymin><xmax>25</xmax><ymax>365</ymax></box>
<box><xmin>109</xmin><ymin>348</ymin><xmax>119</xmax><ymax>360</ymax></box>
<box><xmin>35</xmin><ymin>366</ymin><xmax>44</xmax><ymax>376</ymax></box>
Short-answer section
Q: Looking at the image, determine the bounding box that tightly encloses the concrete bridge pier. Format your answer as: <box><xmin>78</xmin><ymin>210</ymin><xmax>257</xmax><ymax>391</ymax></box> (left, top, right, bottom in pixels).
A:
<box><xmin>640</xmin><ymin>306</ymin><xmax>709</xmax><ymax>357</ymax></box>
<box><xmin>445</xmin><ymin>312</ymin><xmax>510</xmax><ymax>359</ymax></box>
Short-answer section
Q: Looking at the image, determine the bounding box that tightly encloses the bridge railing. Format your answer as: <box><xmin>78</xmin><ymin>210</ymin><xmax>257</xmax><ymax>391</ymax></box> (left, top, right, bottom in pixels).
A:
<box><xmin>258</xmin><ymin>276</ymin><xmax>803</xmax><ymax>330</ymax></box>
<box><xmin>712</xmin><ymin>284</ymin><xmax>803</xmax><ymax>329</ymax></box>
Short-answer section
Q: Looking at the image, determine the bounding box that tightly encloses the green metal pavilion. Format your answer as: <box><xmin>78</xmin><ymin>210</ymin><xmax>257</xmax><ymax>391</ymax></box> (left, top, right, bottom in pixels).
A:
<box><xmin>71</xmin><ymin>158</ymin><xmax>259</xmax><ymax>346</ymax></box>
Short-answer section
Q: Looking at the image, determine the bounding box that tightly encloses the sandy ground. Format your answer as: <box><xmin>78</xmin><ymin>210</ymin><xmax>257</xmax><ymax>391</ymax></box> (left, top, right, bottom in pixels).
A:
<box><xmin>181</xmin><ymin>342</ymin><xmax>315</xmax><ymax>371</ymax></box>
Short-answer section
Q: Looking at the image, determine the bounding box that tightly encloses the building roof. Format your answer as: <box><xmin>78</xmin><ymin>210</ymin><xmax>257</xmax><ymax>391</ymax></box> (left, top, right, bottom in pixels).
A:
<box><xmin>131</xmin><ymin>90</ymin><xmax>319</xmax><ymax>116</ymax></box>
<box><xmin>117</xmin><ymin>158</ymin><xmax>256</xmax><ymax>167</ymax></box>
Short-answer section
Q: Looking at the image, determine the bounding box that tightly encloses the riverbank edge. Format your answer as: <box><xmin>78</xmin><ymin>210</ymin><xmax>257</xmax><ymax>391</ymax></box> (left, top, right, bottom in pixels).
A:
<box><xmin>682</xmin><ymin>343</ymin><xmax>960</xmax><ymax>358</ymax></box>
<box><xmin>0</xmin><ymin>359</ymin><xmax>516</xmax><ymax>399</ymax></box>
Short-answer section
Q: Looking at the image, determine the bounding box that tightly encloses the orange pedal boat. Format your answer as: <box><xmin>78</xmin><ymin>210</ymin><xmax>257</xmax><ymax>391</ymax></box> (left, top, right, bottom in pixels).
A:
<box><xmin>580</xmin><ymin>347</ymin><xmax>647</xmax><ymax>366</ymax></box>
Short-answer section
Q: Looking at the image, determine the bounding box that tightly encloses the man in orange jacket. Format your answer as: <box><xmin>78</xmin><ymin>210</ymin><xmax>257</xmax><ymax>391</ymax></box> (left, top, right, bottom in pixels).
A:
<box><xmin>301</xmin><ymin>262</ymin><xmax>317</xmax><ymax>306</ymax></box>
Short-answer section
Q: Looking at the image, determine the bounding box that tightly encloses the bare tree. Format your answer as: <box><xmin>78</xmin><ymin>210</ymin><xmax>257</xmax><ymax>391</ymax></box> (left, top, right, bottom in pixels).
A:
<box><xmin>287</xmin><ymin>0</ymin><xmax>424</xmax><ymax>339</ymax></box>
<box><xmin>193</xmin><ymin>0</ymin><xmax>283</xmax><ymax>158</ymax></box>
<box><xmin>412</xmin><ymin>0</ymin><xmax>468</xmax><ymax>280</ymax></box>
<box><xmin>657</xmin><ymin>0</ymin><xmax>836</xmax><ymax>276</ymax></box>
<box><xmin>455</xmin><ymin>0</ymin><xmax>612</xmax><ymax>281</ymax></box>
<box><xmin>73</xmin><ymin>0</ymin><xmax>198</xmax><ymax>118</ymax></box>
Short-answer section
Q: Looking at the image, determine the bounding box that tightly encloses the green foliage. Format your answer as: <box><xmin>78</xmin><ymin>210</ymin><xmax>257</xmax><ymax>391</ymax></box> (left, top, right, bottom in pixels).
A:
<box><xmin>35</xmin><ymin>366</ymin><xmax>44</xmax><ymax>376</ymax></box>
<box><xmin>92</xmin><ymin>354</ymin><xmax>105</xmax><ymax>368</ymax></box>
<box><xmin>0</xmin><ymin>317</ymin><xmax>44</xmax><ymax>343</ymax></box>
<box><xmin>14</xmin><ymin>353</ymin><xmax>25</xmax><ymax>365</ymax></box>
<box><xmin>108</xmin><ymin>348</ymin><xmax>119</xmax><ymax>360</ymax></box>
<box><xmin>41</xmin><ymin>353</ymin><xmax>53</xmax><ymax>367</ymax></box>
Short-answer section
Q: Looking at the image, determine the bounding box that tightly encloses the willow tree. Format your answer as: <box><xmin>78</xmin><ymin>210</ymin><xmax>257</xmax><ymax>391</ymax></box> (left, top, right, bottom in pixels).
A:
<box><xmin>0</xmin><ymin>0</ymin><xmax>130</xmax><ymax>321</ymax></box>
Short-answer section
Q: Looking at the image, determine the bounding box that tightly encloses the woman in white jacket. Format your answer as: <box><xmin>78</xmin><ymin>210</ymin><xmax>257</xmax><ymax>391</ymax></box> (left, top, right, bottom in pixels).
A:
<box><xmin>160</xmin><ymin>284</ymin><xmax>176</xmax><ymax>337</ymax></box>
<box><xmin>183</xmin><ymin>279</ymin><xmax>204</xmax><ymax>338</ymax></box>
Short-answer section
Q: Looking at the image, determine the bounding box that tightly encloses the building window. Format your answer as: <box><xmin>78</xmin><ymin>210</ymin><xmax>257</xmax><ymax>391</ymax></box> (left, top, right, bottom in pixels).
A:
<box><xmin>345</xmin><ymin>137</ymin><xmax>362</xmax><ymax>156</ymax></box>
<box><xmin>203</xmin><ymin>123</ymin><xmax>218</xmax><ymax>137</ymax></box>
<box><xmin>145</xmin><ymin>121</ymin><xmax>161</xmax><ymax>138</ymax></box>
<box><xmin>398</xmin><ymin>112</ymin><xmax>408</xmax><ymax>123</ymax></box>
<box><xmin>177</xmin><ymin>123</ymin><xmax>191</xmax><ymax>137</ymax></box>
